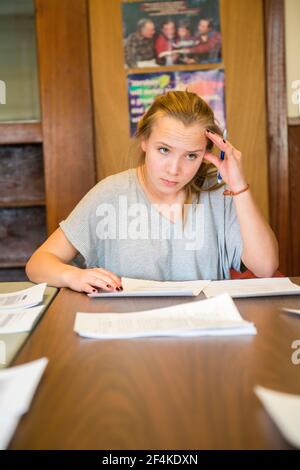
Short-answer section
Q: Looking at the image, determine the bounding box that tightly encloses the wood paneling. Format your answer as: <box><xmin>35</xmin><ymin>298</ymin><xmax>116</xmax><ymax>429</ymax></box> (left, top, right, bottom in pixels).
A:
<box><xmin>0</xmin><ymin>123</ymin><xmax>42</xmax><ymax>144</ymax></box>
<box><xmin>35</xmin><ymin>0</ymin><xmax>96</xmax><ymax>234</ymax></box>
<box><xmin>288</xmin><ymin>125</ymin><xmax>300</xmax><ymax>275</ymax></box>
<box><xmin>89</xmin><ymin>0</ymin><xmax>130</xmax><ymax>179</ymax></box>
<box><xmin>221</xmin><ymin>0</ymin><xmax>269</xmax><ymax>220</ymax></box>
<box><xmin>264</xmin><ymin>0</ymin><xmax>291</xmax><ymax>275</ymax></box>
<box><xmin>0</xmin><ymin>207</ymin><xmax>46</xmax><ymax>268</ymax></box>
<box><xmin>0</xmin><ymin>268</ymin><xmax>28</xmax><ymax>282</ymax></box>
<box><xmin>89</xmin><ymin>0</ymin><xmax>269</xmax><ymax>220</ymax></box>
<box><xmin>0</xmin><ymin>144</ymin><xmax>44</xmax><ymax>206</ymax></box>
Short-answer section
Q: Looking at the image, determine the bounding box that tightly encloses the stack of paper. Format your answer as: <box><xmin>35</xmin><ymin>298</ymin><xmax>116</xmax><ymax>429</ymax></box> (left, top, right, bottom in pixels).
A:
<box><xmin>0</xmin><ymin>358</ymin><xmax>48</xmax><ymax>449</ymax></box>
<box><xmin>203</xmin><ymin>277</ymin><xmax>300</xmax><ymax>298</ymax></box>
<box><xmin>0</xmin><ymin>283</ymin><xmax>47</xmax><ymax>310</ymax></box>
<box><xmin>0</xmin><ymin>283</ymin><xmax>47</xmax><ymax>334</ymax></box>
<box><xmin>75</xmin><ymin>293</ymin><xmax>257</xmax><ymax>339</ymax></box>
<box><xmin>88</xmin><ymin>277</ymin><xmax>210</xmax><ymax>298</ymax></box>
<box><xmin>254</xmin><ymin>386</ymin><xmax>300</xmax><ymax>448</ymax></box>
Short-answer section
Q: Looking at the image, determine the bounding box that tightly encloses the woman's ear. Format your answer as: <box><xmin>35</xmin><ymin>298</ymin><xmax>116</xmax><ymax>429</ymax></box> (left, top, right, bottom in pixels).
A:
<box><xmin>141</xmin><ymin>140</ymin><xmax>147</xmax><ymax>152</ymax></box>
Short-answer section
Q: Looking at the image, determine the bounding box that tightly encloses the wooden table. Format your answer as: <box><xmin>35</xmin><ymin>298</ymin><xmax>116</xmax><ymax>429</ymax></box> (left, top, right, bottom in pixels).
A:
<box><xmin>8</xmin><ymin>280</ymin><xmax>300</xmax><ymax>450</ymax></box>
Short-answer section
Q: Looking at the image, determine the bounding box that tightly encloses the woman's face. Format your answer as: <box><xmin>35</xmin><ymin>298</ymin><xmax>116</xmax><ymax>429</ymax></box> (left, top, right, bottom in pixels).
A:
<box><xmin>141</xmin><ymin>115</ymin><xmax>207</xmax><ymax>200</ymax></box>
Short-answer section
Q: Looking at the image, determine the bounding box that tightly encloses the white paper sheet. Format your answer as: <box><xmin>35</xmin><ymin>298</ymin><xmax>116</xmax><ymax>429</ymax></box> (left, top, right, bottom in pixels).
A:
<box><xmin>75</xmin><ymin>293</ymin><xmax>256</xmax><ymax>339</ymax></box>
<box><xmin>0</xmin><ymin>358</ymin><xmax>48</xmax><ymax>450</ymax></box>
<box><xmin>282</xmin><ymin>307</ymin><xmax>300</xmax><ymax>316</ymax></box>
<box><xmin>203</xmin><ymin>277</ymin><xmax>300</xmax><ymax>298</ymax></box>
<box><xmin>254</xmin><ymin>385</ymin><xmax>300</xmax><ymax>448</ymax></box>
<box><xmin>0</xmin><ymin>283</ymin><xmax>47</xmax><ymax>310</ymax></box>
<box><xmin>88</xmin><ymin>277</ymin><xmax>210</xmax><ymax>298</ymax></box>
<box><xmin>0</xmin><ymin>306</ymin><xmax>44</xmax><ymax>333</ymax></box>
<box><xmin>0</xmin><ymin>415</ymin><xmax>20</xmax><ymax>451</ymax></box>
<box><xmin>0</xmin><ymin>358</ymin><xmax>48</xmax><ymax>415</ymax></box>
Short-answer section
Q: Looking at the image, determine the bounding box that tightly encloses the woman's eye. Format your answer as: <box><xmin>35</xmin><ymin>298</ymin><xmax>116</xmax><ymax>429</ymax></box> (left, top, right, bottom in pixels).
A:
<box><xmin>158</xmin><ymin>147</ymin><xmax>169</xmax><ymax>155</ymax></box>
<box><xmin>186</xmin><ymin>153</ymin><xmax>197</xmax><ymax>160</ymax></box>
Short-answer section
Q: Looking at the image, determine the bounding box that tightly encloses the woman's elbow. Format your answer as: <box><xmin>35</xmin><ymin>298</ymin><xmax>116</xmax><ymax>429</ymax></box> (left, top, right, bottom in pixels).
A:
<box><xmin>251</xmin><ymin>257</ymin><xmax>279</xmax><ymax>278</ymax></box>
<box><xmin>25</xmin><ymin>252</ymin><xmax>40</xmax><ymax>282</ymax></box>
<box><xmin>25</xmin><ymin>255</ymin><xmax>34</xmax><ymax>281</ymax></box>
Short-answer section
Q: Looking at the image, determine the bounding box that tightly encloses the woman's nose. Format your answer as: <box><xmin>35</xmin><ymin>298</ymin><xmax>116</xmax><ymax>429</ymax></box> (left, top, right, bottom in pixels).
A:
<box><xmin>166</xmin><ymin>159</ymin><xmax>180</xmax><ymax>175</ymax></box>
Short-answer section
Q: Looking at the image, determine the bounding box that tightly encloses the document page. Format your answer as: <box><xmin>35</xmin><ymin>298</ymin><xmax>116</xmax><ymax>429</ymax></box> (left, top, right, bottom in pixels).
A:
<box><xmin>203</xmin><ymin>277</ymin><xmax>300</xmax><ymax>298</ymax></box>
<box><xmin>0</xmin><ymin>358</ymin><xmax>48</xmax><ymax>449</ymax></box>
<box><xmin>0</xmin><ymin>415</ymin><xmax>20</xmax><ymax>451</ymax></box>
<box><xmin>75</xmin><ymin>293</ymin><xmax>256</xmax><ymax>339</ymax></box>
<box><xmin>88</xmin><ymin>277</ymin><xmax>210</xmax><ymax>298</ymax></box>
<box><xmin>0</xmin><ymin>306</ymin><xmax>44</xmax><ymax>333</ymax></box>
<box><xmin>0</xmin><ymin>283</ymin><xmax>47</xmax><ymax>310</ymax></box>
<box><xmin>255</xmin><ymin>386</ymin><xmax>300</xmax><ymax>448</ymax></box>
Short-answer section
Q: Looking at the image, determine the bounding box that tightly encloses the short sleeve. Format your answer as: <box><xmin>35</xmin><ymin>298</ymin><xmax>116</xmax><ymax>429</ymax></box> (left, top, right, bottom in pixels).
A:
<box><xmin>223</xmin><ymin>196</ymin><xmax>243</xmax><ymax>274</ymax></box>
<box><xmin>59</xmin><ymin>185</ymin><xmax>100</xmax><ymax>267</ymax></box>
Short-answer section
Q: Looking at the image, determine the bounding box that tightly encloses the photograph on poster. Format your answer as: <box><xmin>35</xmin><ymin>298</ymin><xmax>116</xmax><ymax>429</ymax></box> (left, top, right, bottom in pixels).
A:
<box><xmin>122</xmin><ymin>0</ymin><xmax>222</xmax><ymax>68</ymax></box>
<box><xmin>127</xmin><ymin>68</ymin><xmax>225</xmax><ymax>136</ymax></box>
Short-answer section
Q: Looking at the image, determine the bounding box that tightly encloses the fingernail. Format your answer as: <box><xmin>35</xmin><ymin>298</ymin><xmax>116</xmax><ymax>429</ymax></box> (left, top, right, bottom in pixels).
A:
<box><xmin>106</xmin><ymin>284</ymin><xmax>112</xmax><ymax>288</ymax></box>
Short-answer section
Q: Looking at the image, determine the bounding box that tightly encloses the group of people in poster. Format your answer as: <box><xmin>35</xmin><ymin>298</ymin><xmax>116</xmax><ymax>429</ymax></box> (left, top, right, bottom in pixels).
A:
<box><xmin>124</xmin><ymin>16</ymin><xmax>222</xmax><ymax>68</ymax></box>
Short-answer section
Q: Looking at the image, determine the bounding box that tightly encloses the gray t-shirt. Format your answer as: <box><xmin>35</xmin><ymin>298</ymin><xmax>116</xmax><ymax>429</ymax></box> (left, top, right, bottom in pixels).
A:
<box><xmin>59</xmin><ymin>168</ymin><xmax>243</xmax><ymax>280</ymax></box>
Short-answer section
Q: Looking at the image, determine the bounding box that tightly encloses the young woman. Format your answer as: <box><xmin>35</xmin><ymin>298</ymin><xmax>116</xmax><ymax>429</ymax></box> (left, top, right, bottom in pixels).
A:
<box><xmin>26</xmin><ymin>91</ymin><xmax>279</xmax><ymax>293</ymax></box>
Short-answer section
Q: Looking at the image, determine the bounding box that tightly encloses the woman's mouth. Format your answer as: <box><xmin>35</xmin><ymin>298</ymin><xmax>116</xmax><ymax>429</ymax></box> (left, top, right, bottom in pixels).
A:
<box><xmin>161</xmin><ymin>178</ymin><xmax>178</xmax><ymax>186</ymax></box>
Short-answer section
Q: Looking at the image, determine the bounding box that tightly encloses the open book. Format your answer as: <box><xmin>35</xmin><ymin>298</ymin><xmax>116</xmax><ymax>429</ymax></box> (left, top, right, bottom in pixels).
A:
<box><xmin>75</xmin><ymin>293</ymin><xmax>256</xmax><ymax>339</ymax></box>
<box><xmin>88</xmin><ymin>277</ymin><xmax>210</xmax><ymax>298</ymax></box>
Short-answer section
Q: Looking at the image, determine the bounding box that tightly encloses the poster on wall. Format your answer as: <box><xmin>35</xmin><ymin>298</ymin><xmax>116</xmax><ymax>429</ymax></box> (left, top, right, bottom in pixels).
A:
<box><xmin>127</xmin><ymin>68</ymin><xmax>225</xmax><ymax>136</ymax></box>
<box><xmin>122</xmin><ymin>0</ymin><xmax>222</xmax><ymax>68</ymax></box>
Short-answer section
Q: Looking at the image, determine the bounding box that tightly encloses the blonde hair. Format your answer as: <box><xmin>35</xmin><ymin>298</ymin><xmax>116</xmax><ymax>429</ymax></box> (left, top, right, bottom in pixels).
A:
<box><xmin>134</xmin><ymin>90</ymin><xmax>223</xmax><ymax>204</ymax></box>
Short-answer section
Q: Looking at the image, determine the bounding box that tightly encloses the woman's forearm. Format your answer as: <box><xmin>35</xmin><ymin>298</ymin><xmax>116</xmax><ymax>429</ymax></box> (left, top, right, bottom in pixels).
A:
<box><xmin>233</xmin><ymin>190</ymin><xmax>279</xmax><ymax>277</ymax></box>
<box><xmin>26</xmin><ymin>251</ymin><xmax>80</xmax><ymax>287</ymax></box>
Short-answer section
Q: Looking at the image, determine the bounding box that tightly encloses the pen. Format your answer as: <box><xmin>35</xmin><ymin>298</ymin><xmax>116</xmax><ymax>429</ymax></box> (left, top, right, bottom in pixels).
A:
<box><xmin>217</xmin><ymin>128</ymin><xmax>227</xmax><ymax>183</ymax></box>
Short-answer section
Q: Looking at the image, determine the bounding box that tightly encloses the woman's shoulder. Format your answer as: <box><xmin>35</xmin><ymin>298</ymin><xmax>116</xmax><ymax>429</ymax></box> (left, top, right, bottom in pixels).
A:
<box><xmin>87</xmin><ymin>168</ymin><xmax>135</xmax><ymax>198</ymax></box>
<box><xmin>72</xmin><ymin>169</ymin><xmax>136</xmax><ymax>213</ymax></box>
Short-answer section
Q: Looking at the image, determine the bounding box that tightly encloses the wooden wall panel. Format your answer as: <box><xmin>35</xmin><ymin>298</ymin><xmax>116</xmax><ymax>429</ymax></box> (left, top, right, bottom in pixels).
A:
<box><xmin>221</xmin><ymin>0</ymin><xmax>269</xmax><ymax>220</ymax></box>
<box><xmin>264</xmin><ymin>0</ymin><xmax>291</xmax><ymax>274</ymax></box>
<box><xmin>89</xmin><ymin>0</ymin><xmax>269</xmax><ymax>219</ymax></box>
<box><xmin>288</xmin><ymin>125</ymin><xmax>300</xmax><ymax>275</ymax></box>
<box><xmin>35</xmin><ymin>0</ymin><xmax>96</xmax><ymax>234</ymax></box>
<box><xmin>89</xmin><ymin>0</ymin><xmax>130</xmax><ymax>179</ymax></box>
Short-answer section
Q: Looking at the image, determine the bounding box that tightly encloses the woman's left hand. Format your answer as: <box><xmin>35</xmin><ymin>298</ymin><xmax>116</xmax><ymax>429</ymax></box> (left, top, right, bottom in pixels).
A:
<box><xmin>204</xmin><ymin>130</ymin><xmax>247</xmax><ymax>192</ymax></box>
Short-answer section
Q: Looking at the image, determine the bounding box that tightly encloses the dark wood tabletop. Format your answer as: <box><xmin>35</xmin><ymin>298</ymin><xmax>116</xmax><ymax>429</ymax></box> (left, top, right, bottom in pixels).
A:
<box><xmin>8</xmin><ymin>279</ymin><xmax>300</xmax><ymax>450</ymax></box>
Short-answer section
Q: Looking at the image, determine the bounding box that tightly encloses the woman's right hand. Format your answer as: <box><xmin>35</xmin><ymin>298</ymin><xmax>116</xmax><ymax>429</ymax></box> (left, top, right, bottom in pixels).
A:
<box><xmin>62</xmin><ymin>267</ymin><xmax>123</xmax><ymax>294</ymax></box>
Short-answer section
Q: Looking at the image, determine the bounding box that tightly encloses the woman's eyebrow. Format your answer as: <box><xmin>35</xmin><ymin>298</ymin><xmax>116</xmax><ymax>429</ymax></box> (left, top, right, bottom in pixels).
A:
<box><xmin>156</xmin><ymin>141</ymin><xmax>204</xmax><ymax>152</ymax></box>
<box><xmin>156</xmin><ymin>141</ymin><xmax>173</xmax><ymax>148</ymax></box>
